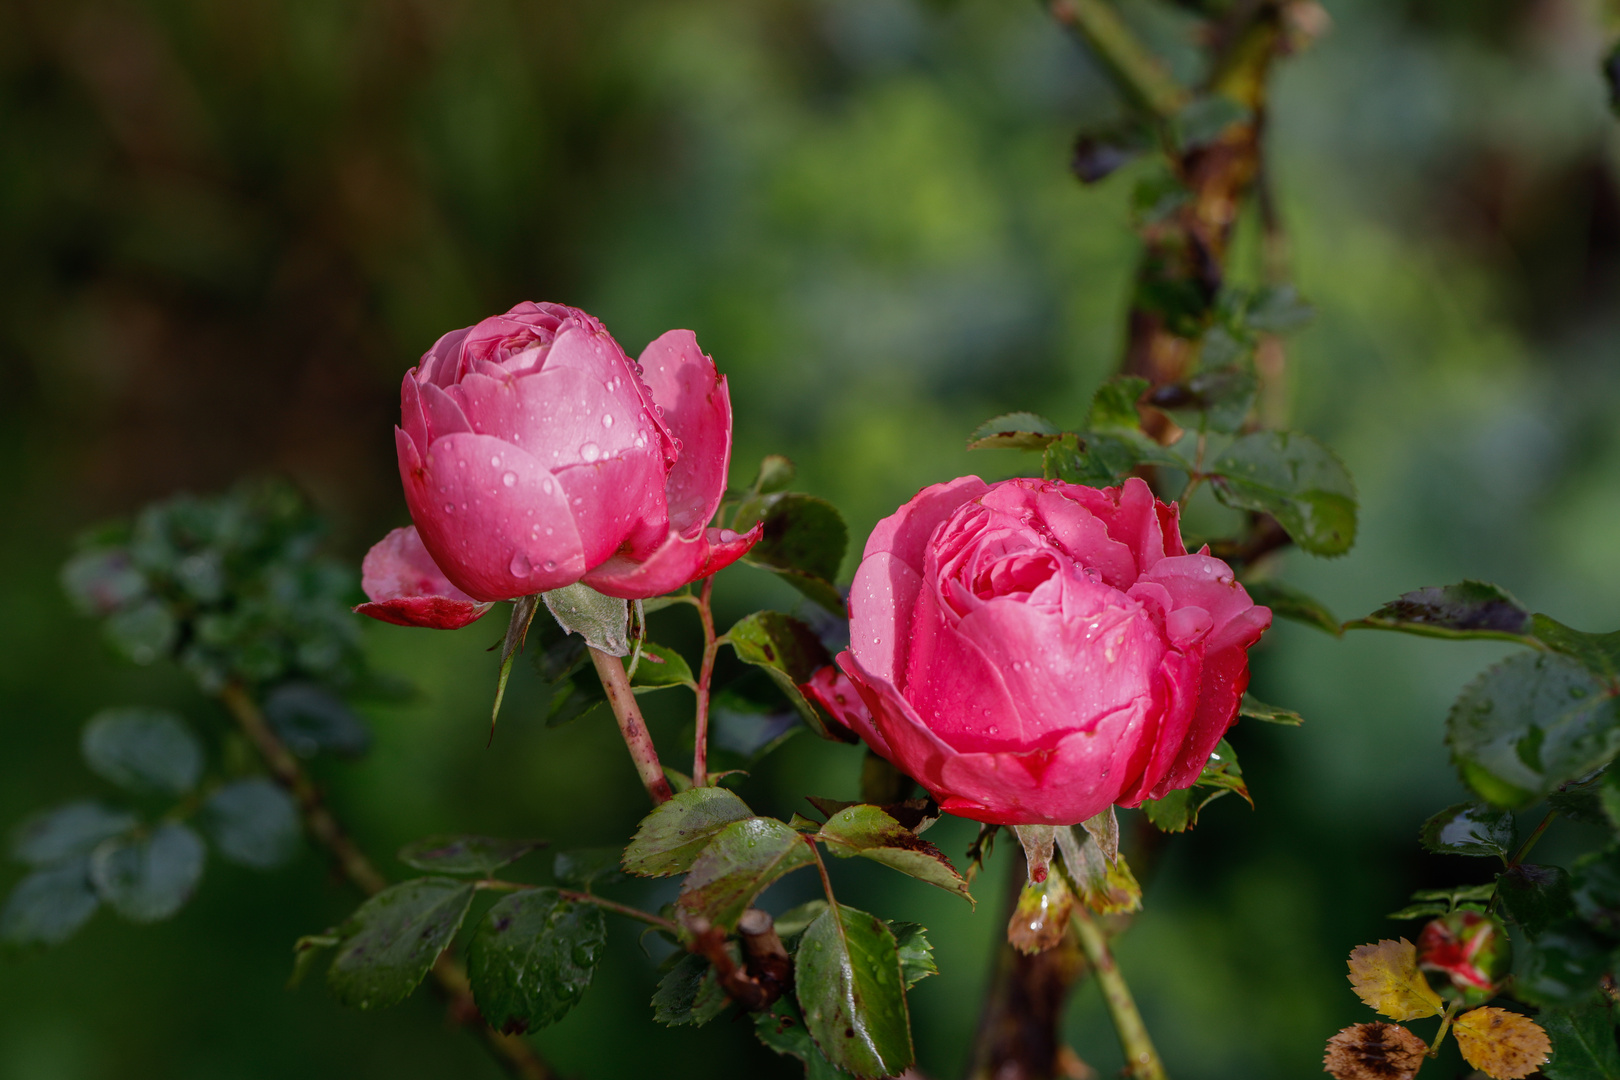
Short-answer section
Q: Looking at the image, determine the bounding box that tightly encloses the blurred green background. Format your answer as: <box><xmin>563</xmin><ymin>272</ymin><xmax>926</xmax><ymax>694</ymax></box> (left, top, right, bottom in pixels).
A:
<box><xmin>2</xmin><ymin>0</ymin><xmax>1618</xmax><ymax>1077</ymax></box>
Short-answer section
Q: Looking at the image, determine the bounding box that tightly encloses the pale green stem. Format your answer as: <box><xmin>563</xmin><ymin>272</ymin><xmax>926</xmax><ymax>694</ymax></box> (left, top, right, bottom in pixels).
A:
<box><xmin>1071</xmin><ymin>905</ymin><xmax>1168</xmax><ymax>1080</ymax></box>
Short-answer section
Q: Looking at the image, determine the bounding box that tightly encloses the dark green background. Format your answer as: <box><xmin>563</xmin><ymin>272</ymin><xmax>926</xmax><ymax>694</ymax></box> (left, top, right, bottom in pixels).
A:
<box><xmin>3</xmin><ymin>0</ymin><xmax>1618</xmax><ymax>1076</ymax></box>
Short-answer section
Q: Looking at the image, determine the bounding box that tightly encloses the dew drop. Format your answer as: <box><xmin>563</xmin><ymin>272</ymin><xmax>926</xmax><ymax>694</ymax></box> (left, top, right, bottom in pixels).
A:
<box><xmin>502</xmin><ymin>471</ymin><xmax>517</xmax><ymax>488</ymax></box>
<box><xmin>542</xmin><ymin>476</ymin><xmax>554</xmax><ymax>494</ymax></box>
<box><xmin>581</xmin><ymin>442</ymin><xmax>601</xmax><ymax>462</ymax></box>
<box><xmin>602</xmin><ymin>413</ymin><xmax>614</xmax><ymax>428</ymax></box>
<box><xmin>510</xmin><ymin>553</ymin><xmax>531</xmax><ymax>576</ymax></box>
<box><xmin>490</xmin><ymin>454</ymin><xmax>502</xmax><ymax>468</ymax></box>
<box><xmin>544</xmin><ymin>560</ymin><xmax>556</xmax><ymax>571</ymax></box>
<box><xmin>443</xmin><ymin>503</ymin><xmax>454</xmax><ymax>513</ymax></box>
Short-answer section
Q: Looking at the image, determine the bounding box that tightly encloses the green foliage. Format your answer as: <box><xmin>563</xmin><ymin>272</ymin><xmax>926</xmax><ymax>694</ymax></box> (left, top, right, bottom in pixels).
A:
<box><xmin>675</xmin><ymin>818</ymin><xmax>816</xmax><ymax>931</ymax></box>
<box><xmin>1141</xmin><ymin>739</ymin><xmax>1248</xmax><ymax>833</ymax></box>
<box><xmin>711</xmin><ymin>690</ymin><xmax>801</xmax><ymax>764</ymax></box>
<box><xmin>621</xmin><ymin>787</ymin><xmax>754</xmax><ymax>878</ymax></box>
<box><xmin>1241</xmin><ymin>580</ymin><xmax>1341</xmax><ymax>636</ymax></box>
<box><xmin>396</xmin><ymin>835</ymin><xmax>546</xmax><ymax>877</ymax></box>
<box><xmin>465</xmin><ymin>888</ymin><xmax>606</xmax><ymax>1035</ymax></box>
<box><xmin>727</xmin><ymin>612</ymin><xmax>843</xmax><ymax>740</ymax></box>
<box><xmin>1239</xmin><ymin>693</ymin><xmax>1305</xmax><ymax>726</ymax></box>
<box><xmin>1540</xmin><ymin>1004</ymin><xmax>1620</xmax><ymax>1079</ymax></box>
<box><xmin>815</xmin><ymin>805</ymin><xmax>971</xmax><ymax>905</ymax></box>
<box><xmin>0</xmin><ymin>860</ymin><xmax>101</xmax><ymax>949</ymax></box>
<box><xmin>551</xmin><ymin>848</ymin><xmax>625</xmax><ymax>890</ymax></box>
<box><xmin>1207</xmin><ymin>432</ymin><xmax>1357</xmax><ymax>557</ymax></box>
<box><xmin>1347</xmin><ymin>581</ymin><xmax>1535</xmax><ymax>641</ymax></box>
<box><xmin>1146</xmin><ymin>368</ymin><xmax>1257</xmax><ymax>434</ymax></box>
<box><xmin>203</xmin><ymin>779</ymin><xmax>301</xmax><ymax>870</ymax></box>
<box><xmin>326</xmin><ymin>878</ymin><xmax>477</xmax><ymax>1009</ymax></box>
<box><xmin>89</xmin><ymin>823</ymin><xmax>206</xmax><ymax>923</ymax></box>
<box><xmin>627</xmin><ymin>642</ymin><xmax>696</xmax><ymax>688</ymax></box>
<box><xmin>795</xmin><ymin>904</ymin><xmax>913</xmax><ymax>1079</ymax></box>
<box><xmin>651</xmin><ymin>952</ymin><xmax>731</xmax><ymax>1027</ymax></box>
<box><xmin>542</xmin><ymin>584</ymin><xmax>629</xmax><ymax>657</ymax></box>
<box><xmin>888</xmin><ymin>922</ymin><xmax>938</xmax><ymax>989</ymax></box>
<box><xmin>1418</xmin><ymin>802</ymin><xmax>1517</xmax><ymax>858</ymax></box>
<box><xmin>740</xmin><ymin>493</ymin><xmax>849</xmax><ymax>616</ymax></box>
<box><xmin>755</xmin><ymin>998</ymin><xmax>858</xmax><ymax>1080</ymax></box>
<box><xmin>10</xmin><ymin>802</ymin><xmax>137</xmax><ymax>866</ymax></box>
<box><xmin>264</xmin><ymin>683</ymin><xmax>371</xmax><ymax>759</ymax></box>
<box><xmin>81</xmin><ymin>708</ymin><xmax>203</xmax><ymax>797</ymax></box>
<box><xmin>966</xmin><ymin>412</ymin><xmax>1062</xmax><ymax>450</ymax></box>
<box><xmin>1498</xmin><ymin>865</ymin><xmax>1575</xmax><ymax>936</ymax></box>
<box><xmin>1513</xmin><ymin>921</ymin><xmax>1612</xmax><ymax>1007</ymax></box>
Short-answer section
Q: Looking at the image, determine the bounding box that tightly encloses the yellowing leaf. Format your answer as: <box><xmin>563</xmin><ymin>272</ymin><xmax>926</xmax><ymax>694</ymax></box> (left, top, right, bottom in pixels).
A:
<box><xmin>1346</xmin><ymin>939</ymin><xmax>1444</xmax><ymax>1021</ymax></box>
<box><xmin>1323</xmin><ymin>1022</ymin><xmax>1428</xmax><ymax>1080</ymax></box>
<box><xmin>1453</xmin><ymin>1007</ymin><xmax>1551</xmax><ymax>1080</ymax></box>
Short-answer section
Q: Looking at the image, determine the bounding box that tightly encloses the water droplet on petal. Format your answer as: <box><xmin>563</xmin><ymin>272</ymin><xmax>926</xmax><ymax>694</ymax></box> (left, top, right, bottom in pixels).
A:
<box><xmin>602</xmin><ymin>414</ymin><xmax>613</xmax><ymax>428</ymax></box>
<box><xmin>490</xmin><ymin>455</ymin><xmax>501</xmax><ymax>468</ymax></box>
<box><xmin>502</xmin><ymin>471</ymin><xmax>517</xmax><ymax>487</ymax></box>
<box><xmin>443</xmin><ymin>503</ymin><xmax>454</xmax><ymax>513</ymax></box>
<box><xmin>580</xmin><ymin>442</ymin><xmax>600</xmax><ymax>462</ymax></box>
<box><xmin>544</xmin><ymin>560</ymin><xmax>556</xmax><ymax>570</ymax></box>
<box><xmin>542</xmin><ymin>476</ymin><xmax>554</xmax><ymax>494</ymax></box>
<box><xmin>510</xmin><ymin>553</ymin><xmax>532</xmax><ymax>576</ymax></box>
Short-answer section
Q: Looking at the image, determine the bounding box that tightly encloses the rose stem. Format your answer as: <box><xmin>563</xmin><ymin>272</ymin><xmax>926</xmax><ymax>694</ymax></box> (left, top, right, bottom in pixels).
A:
<box><xmin>588</xmin><ymin>644</ymin><xmax>675</xmax><ymax>804</ymax></box>
<box><xmin>1428</xmin><ymin>998</ymin><xmax>1464</xmax><ymax>1057</ymax></box>
<box><xmin>217</xmin><ymin>682</ymin><xmax>554</xmax><ymax>1080</ymax></box>
<box><xmin>691</xmin><ymin>575</ymin><xmax>720</xmax><ymax>785</ymax></box>
<box><xmin>1069</xmin><ymin>904</ymin><xmax>1168</xmax><ymax>1080</ymax></box>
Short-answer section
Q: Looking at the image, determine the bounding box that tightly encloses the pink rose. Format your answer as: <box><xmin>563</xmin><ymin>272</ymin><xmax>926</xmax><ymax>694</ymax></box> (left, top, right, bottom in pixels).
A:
<box><xmin>357</xmin><ymin>302</ymin><xmax>758</xmax><ymax>628</ymax></box>
<box><xmin>821</xmin><ymin>475</ymin><xmax>1271</xmax><ymax>826</ymax></box>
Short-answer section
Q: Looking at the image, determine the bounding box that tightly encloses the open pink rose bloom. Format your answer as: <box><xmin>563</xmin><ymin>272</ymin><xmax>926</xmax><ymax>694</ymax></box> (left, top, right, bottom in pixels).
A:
<box><xmin>814</xmin><ymin>475</ymin><xmax>1271</xmax><ymax>827</ymax></box>
<box><xmin>356</xmin><ymin>302</ymin><xmax>758</xmax><ymax>629</ymax></box>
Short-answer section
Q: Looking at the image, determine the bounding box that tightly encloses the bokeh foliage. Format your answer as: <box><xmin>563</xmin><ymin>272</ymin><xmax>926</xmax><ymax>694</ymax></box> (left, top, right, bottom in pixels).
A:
<box><xmin>3</xmin><ymin>0</ymin><xmax>1620</xmax><ymax>1077</ymax></box>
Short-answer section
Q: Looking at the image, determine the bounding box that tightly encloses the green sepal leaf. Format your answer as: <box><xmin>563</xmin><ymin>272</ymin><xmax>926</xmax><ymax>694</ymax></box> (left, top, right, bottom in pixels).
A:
<box><xmin>552</xmin><ymin>847</ymin><xmax>625</xmax><ymax>890</ymax></box>
<box><xmin>1242</xmin><ymin>580</ymin><xmax>1341</xmax><ymax>636</ymax></box>
<box><xmin>491</xmin><ymin>595</ymin><xmax>541</xmax><ymax>730</ymax></box>
<box><xmin>755</xmin><ymin>998</ymin><xmax>858</xmax><ymax>1080</ymax></box>
<box><xmin>327</xmin><ymin>878</ymin><xmax>477</xmax><ymax>1009</ymax></box>
<box><xmin>1539</xmin><ymin>1003</ymin><xmax>1620</xmax><ymax>1079</ymax></box>
<box><xmin>1419</xmin><ymin>803</ymin><xmax>1517</xmax><ymax>858</ymax></box>
<box><xmin>728</xmin><ymin>612</ymin><xmax>846</xmax><ymax>741</ymax></box>
<box><xmin>1057</xmin><ymin>827</ymin><xmax>1142</xmax><ymax>915</ymax></box>
<box><xmin>1239</xmin><ymin>693</ymin><xmax>1304</xmax><ymax>726</ymax></box>
<box><xmin>966</xmin><ymin>412</ymin><xmax>1062</xmax><ymax>451</ymax></box>
<box><xmin>740</xmin><ymin>494</ymin><xmax>849</xmax><ymax>615</ymax></box>
<box><xmin>202</xmin><ymin>778</ymin><xmax>301</xmax><ymax>870</ymax></box>
<box><xmin>676</xmin><ymin>818</ymin><xmax>815</xmax><ymax>931</ymax></box>
<box><xmin>652</xmin><ymin>951</ymin><xmax>732</xmax><ymax>1027</ymax></box>
<box><xmin>1499</xmin><ymin>864</ymin><xmax>1576</xmax><ymax>936</ymax></box>
<box><xmin>1208</xmin><ymin>431</ymin><xmax>1357</xmax><ymax>557</ymax></box>
<box><xmin>81</xmin><ymin>708</ymin><xmax>203</xmax><ymax>797</ymax></box>
<box><xmin>10</xmin><ymin>802</ymin><xmax>137</xmax><ymax>866</ymax></box>
<box><xmin>888</xmin><ymin>922</ymin><xmax>938</xmax><ymax>989</ymax></box>
<box><xmin>396</xmin><ymin>835</ymin><xmax>547</xmax><ymax>877</ymax></box>
<box><xmin>89</xmin><ymin>822</ymin><xmax>206</xmax><ymax>923</ymax></box>
<box><xmin>795</xmin><ymin>904</ymin><xmax>914</xmax><ymax>1080</ymax></box>
<box><xmin>543</xmin><ymin>583</ymin><xmax>630</xmax><ymax>657</ymax></box>
<box><xmin>1346</xmin><ymin>581</ymin><xmax>1534</xmax><ymax>642</ymax></box>
<box><xmin>466</xmin><ymin>887</ymin><xmax>606</xmax><ymax>1034</ymax></box>
<box><xmin>1447</xmin><ymin>652</ymin><xmax>1620</xmax><ymax>807</ymax></box>
<box><xmin>0</xmin><ymin>858</ymin><xmax>100</xmax><ymax>949</ymax></box>
<box><xmin>815</xmin><ymin>806</ymin><xmax>971</xmax><ymax>905</ymax></box>
<box><xmin>622</xmin><ymin>787</ymin><xmax>754</xmax><ymax>878</ymax></box>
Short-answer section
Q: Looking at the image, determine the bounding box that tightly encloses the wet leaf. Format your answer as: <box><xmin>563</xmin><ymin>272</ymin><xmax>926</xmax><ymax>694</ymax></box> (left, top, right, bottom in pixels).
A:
<box><xmin>103</xmin><ymin>598</ymin><xmax>178</xmax><ymax>665</ymax></box>
<box><xmin>89</xmin><ymin>822</ymin><xmax>206</xmax><ymax>923</ymax></box>
<box><xmin>543</xmin><ymin>583</ymin><xmax>630</xmax><ymax>657</ymax></box>
<box><xmin>1447</xmin><ymin>652</ymin><xmax>1620</xmax><ymax>808</ymax></box>
<box><xmin>552</xmin><ymin>847</ymin><xmax>625</xmax><ymax>890</ymax></box>
<box><xmin>676</xmin><ymin>818</ymin><xmax>815</xmax><ymax>931</ymax></box>
<box><xmin>741</xmin><ymin>494</ymin><xmax>849</xmax><ymax>616</ymax></box>
<box><xmin>1209</xmin><ymin>431</ymin><xmax>1357</xmax><ymax>557</ymax></box>
<box><xmin>81</xmin><ymin>708</ymin><xmax>203</xmax><ymax>797</ymax></box>
<box><xmin>0</xmin><ymin>858</ymin><xmax>100</xmax><ymax>949</ymax></box>
<box><xmin>1241</xmin><ymin>580</ymin><xmax>1341</xmax><ymax>636</ymax></box>
<box><xmin>755</xmin><ymin>998</ymin><xmax>857</xmax><ymax>1080</ymax></box>
<box><xmin>1147</xmin><ymin>367</ymin><xmax>1256</xmax><ymax>434</ymax></box>
<box><xmin>1532</xmin><ymin>615</ymin><xmax>1620</xmax><ymax>681</ymax></box>
<box><xmin>396</xmin><ymin>835</ymin><xmax>545</xmax><ymax>877</ymax></box>
<box><xmin>622</xmin><ymin>787</ymin><xmax>754</xmax><ymax>877</ymax></box>
<box><xmin>1454</xmin><ymin>1007</ymin><xmax>1551</xmax><ymax>1079</ymax></box>
<box><xmin>1498</xmin><ymin>864</ymin><xmax>1575</xmax><ymax>936</ymax></box>
<box><xmin>1514</xmin><ymin>920</ymin><xmax>1612</xmax><ymax>1007</ymax></box>
<box><xmin>1238</xmin><ymin>693</ymin><xmax>1304</xmax><ymax>726</ymax></box>
<box><xmin>9</xmin><ymin>802</ymin><xmax>137</xmax><ymax>866</ymax></box>
<box><xmin>1323</xmin><ymin>1021</ymin><xmax>1427</xmax><ymax>1080</ymax></box>
<box><xmin>966</xmin><ymin>412</ymin><xmax>1062</xmax><ymax>451</ymax></box>
<box><xmin>466</xmin><ymin>887</ymin><xmax>606</xmax><ymax>1034</ymax></box>
<box><xmin>728</xmin><ymin>612</ymin><xmax>843</xmax><ymax>740</ymax></box>
<box><xmin>1419</xmin><ymin>802</ymin><xmax>1517</xmax><ymax>858</ymax></box>
<box><xmin>815</xmin><ymin>805</ymin><xmax>971</xmax><ymax>905</ymax></box>
<box><xmin>1055</xmin><ymin>826</ymin><xmax>1140</xmax><ymax>915</ymax></box>
<box><xmin>1006</xmin><ymin>870</ymin><xmax>1074</xmax><ymax>955</ymax></box>
<box><xmin>264</xmin><ymin>682</ymin><xmax>370</xmax><ymax>758</ymax></box>
<box><xmin>1346</xmin><ymin>939</ymin><xmax>1444</xmax><ymax>1021</ymax></box>
<box><xmin>1347</xmin><ymin>581</ymin><xmax>1534</xmax><ymax>642</ymax></box>
<box><xmin>624</xmin><ymin>642</ymin><xmax>695</xmax><ymax>688</ymax></box>
<box><xmin>887</xmin><ymin>922</ymin><xmax>937</xmax><ymax>988</ymax></box>
<box><xmin>203</xmin><ymin>778</ymin><xmax>301</xmax><ymax>870</ymax></box>
<box><xmin>652</xmin><ymin>952</ymin><xmax>731</xmax><ymax>1027</ymax></box>
<box><xmin>1539</xmin><ymin>1003</ymin><xmax>1620</xmax><ymax>1080</ymax></box>
<box><xmin>327</xmin><ymin>878</ymin><xmax>476</xmax><ymax>1009</ymax></box>
<box><xmin>795</xmin><ymin>904</ymin><xmax>913</xmax><ymax>1079</ymax></box>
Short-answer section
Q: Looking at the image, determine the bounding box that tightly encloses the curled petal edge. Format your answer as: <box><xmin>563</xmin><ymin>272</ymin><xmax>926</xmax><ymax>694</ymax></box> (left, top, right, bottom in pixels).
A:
<box><xmin>354</xmin><ymin>597</ymin><xmax>494</xmax><ymax>630</ymax></box>
<box><xmin>583</xmin><ymin>522</ymin><xmax>763</xmax><ymax>600</ymax></box>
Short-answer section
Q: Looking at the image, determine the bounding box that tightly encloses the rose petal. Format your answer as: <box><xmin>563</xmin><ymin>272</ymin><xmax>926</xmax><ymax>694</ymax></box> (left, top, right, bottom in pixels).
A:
<box><xmin>420</xmin><ymin>381</ymin><xmax>473</xmax><ymax>443</ymax></box>
<box><xmin>398</xmin><ymin>428</ymin><xmax>587</xmax><ymax>601</ymax></box>
<box><xmin>419</xmin><ymin>326</ymin><xmax>471</xmax><ymax>388</ymax></box>
<box><xmin>1140</xmin><ymin>554</ymin><xmax>1270</xmax><ymax>653</ymax></box>
<box><xmin>583</xmin><ymin>523</ymin><xmax>761</xmax><ymax>600</ymax></box>
<box><xmin>806</xmin><ymin>664</ymin><xmax>878</xmax><ymax>743</ymax></box>
<box><xmin>637</xmin><ymin>330</ymin><xmax>734</xmax><ymax>532</ymax></box>
<box><xmin>448</xmin><ymin>366</ymin><xmax>655</xmax><ymax>470</ymax></box>
<box><xmin>864</xmin><ymin>476</ymin><xmax>990</xmax><ymax>571</ymax></box>
<box><xmin>900</xmin><ymin>585</ymin><xmax>1026</xmax><ymax>751</ymax></box>
<box><xmin>354</xmin><ymin>526</ymin><xmax>492</xmax><ymax>630</ymax></box>
<box><xmin>401</xmin><ymin>373</ymin><xmax>430</xmax><ymax>453</ymax></box>
<box><xmin>552</xmin><ymin>447</ymin><xmax>670</xmax><ymax>567</ymax></box>
<box><xmin>354</xmin><ymin>596</ymin><xmax>493</xmax><ymax>630</ymax></box>
<box><xmin>847</xmin><ymin>551</ymin><xmax>924</xmax><ymax>689</ymax></box>
<box><xmin>1149</xmin><ymin>606</ymin><xmax>1270</xmax><ymax>797</ymax></box>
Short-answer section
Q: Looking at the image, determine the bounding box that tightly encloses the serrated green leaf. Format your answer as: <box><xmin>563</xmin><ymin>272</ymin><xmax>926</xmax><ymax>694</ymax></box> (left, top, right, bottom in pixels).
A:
<box><xmin>815</xmin><ymin>806</ymin><xmax>971</xmax><ymax>905</ymax></box>
<box><xmin>81</xmin><ymin>708</ymin><xmax>203</xmax><ymax>797</ymax></box>
<box><xmin>327</xmin><ymin>878</ymin><xmax>476</xmax><ymax>1009</ymax></box>
<box><xmin>676</xmin><ymin>818</ymin><xmax>815</xmax><ymax>931</ymax></box>
<box><xmin>1242</xmin><ymin>580</ymin><xmax>1341</xmax><ymax>636</ymax></box>
<box><xmin>466</xmin><ymin>887</ymin><xmax>605</xmax><ymax>1034</ymax></box>
<box><xmin>755</xmin><ymin>998</ymin><xmax>858</xmax><ymax>1080</ymax></box>
<box><xmin>396</xmin><ymin>835</ymin><xmax>546</xmax><ymax>876</ymax></box>
<box><xmin>10</xmin><ymin>802</ymin><xmax>137</xmax><ymax>866</ymax></box>
<box><xmin>1533</xmin><ymin>615</ymin><xmax>1620</xmax><ymax>681</ymax></box>
<box><xmin>1239</xmin><ymin>693</ymin><xmax>1304</xmax><ymax>726</ymax></box>
<box><xmin>1540</xmin><ymin>1003</ymin><xmax>1620</xmax><ymax>1079</ymax></box>
<box><xmin>203</xmin><ymin>778</ymin><xmax>301</xmax><ymax>870</ymax></box>
<box><xmin>1088</xmin><ymin>376</ymin><xmax>1152</xmax><ymax>429</ymax></box>
<box><xmin>887</xmin><ymin>922</ymin><xmax>937</xmax><ymax>989</ymax></box>
<box><xmin>1411</xmin><ymin>883</ymin><xmax>1497</xmax><ymax>905</ymax></box>
<box><xmin>1146</xmin><ymin>368</ymin><xmax>1256</xmax><ymax>434</ymax></box>
<box><xmin>1419</xmin><ymin>802</ymin><xmax>1517</xmax><ymax>858</ymax></box>
<box><xmin>1549</xmin><ymin>774</ymin><xmax>1612</xmax><ymax>827</ymax></box>
<box><xmin>552</xmin><ymin>847</ymin><xmax>625</xmax><ymax>890</ymax></box>
<box><xmin>89</xmin><ymin>822</ymin><xmax>206</xmax><ymax>923</ymax></box>
<box><xmin>1209</xmin><ymin>431</ymin><xmax>1357</xmax><ymax>556</ymax></box>
<box><xmin>288</xmin><ymin>932</ymin><xmax>339</xmax><ymax>989</ymax></box>
<box><xmin>622</xmin><ymin>787</ymin><xmax>754</xmax><ymax>878</ymax></box>
<box><xmin>776</xmin><ymin>900</ymin><xmax>830</xmax><ymax>939</ymax></box>
<box><xmin>795</xmin><ymin>904</ymin><xmax>913</xmax><ymax>1080</ymax></box>
<box><xmin>1447</xmin><ymin>652</ymin><xmax>1620</xmax><ymax>807</ymax></box>
<box><xmin>1347</xmin><ymin>581</ymin><xmax>1534</xmax><ymax>641</ymax></box>
<box><xmin>966</xmin><ymin>412</ymin><xmax>1062</xmax><ymax>451</ymax></box>
<box><xmin>728</xmin><ymin>612</ymin><xmax>841</xmax><ymax>740</ymax></box>
<box><xmin>1500</xmin><ymin>864</ymin><xmax>1576</xmax><ymax>936</ymax></box>
<box><xmin>740</xmin><ymin>494</ymin><xmax>848</xmax><ymax>617</ymax></box>
<box><xmin>0</xmin><ymin>858</ymin><xmax>100</xmax><ymax>948</ymax></box>
<box><xmin>652</xmin><ymin>951</ymin><xmax>732</xmax><ymax>1027</ymax></box>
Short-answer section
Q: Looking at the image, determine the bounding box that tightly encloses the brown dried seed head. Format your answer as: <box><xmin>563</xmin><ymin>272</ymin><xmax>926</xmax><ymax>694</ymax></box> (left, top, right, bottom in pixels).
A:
<box><xmin>1323</xmin><ymin>1021</ymin><xmax>1428</xmax><ymax>1080</ymax></box>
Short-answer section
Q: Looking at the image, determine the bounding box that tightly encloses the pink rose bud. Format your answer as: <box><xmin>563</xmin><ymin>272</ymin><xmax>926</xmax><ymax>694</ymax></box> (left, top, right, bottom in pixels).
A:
<box><xmin>1418</xmin><ymin>911</ymin><xmax>1510</xmax><ymax>995</ymax></box>
<box><xmin>835</xmin><ymin>475</ymin><xmax>1271</xmax><ymax>826</ymax></box>
<box><xmin>357</xmin><ymin>303</ymin><xmax>759</xmax><ymax>627</ymax></box>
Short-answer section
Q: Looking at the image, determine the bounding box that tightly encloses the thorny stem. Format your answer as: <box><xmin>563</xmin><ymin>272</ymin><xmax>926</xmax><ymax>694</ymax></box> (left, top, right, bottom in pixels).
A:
<box><xmin>1429</xmin><ymin>998</ymin><xmax>1464</xmax><ymax>1057</ymax></box>
<box><xmin>588</xmin><ymin>644</ymin><xmax>675</xmax><ymax>805</ymax></box>
<box><xmin>217</xmin><ymin>683</ymin><xmax>555</xmax><ymax>1080</ymax></box>
<box><xmin>476</xmin><ymin>880</ymin><xmax>679</xmax><ymax>933</ymax></box>
<box><xmin>1070</xmin><ymin>905</ymin><xmax>1168</xmax><ymax>1080</ymax></box>
<box><xmin>692</xmin><ymin>576</ymin><xmax>719</xmax><ymax>785</ymax></box>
